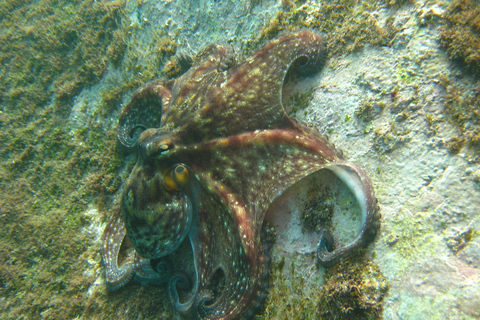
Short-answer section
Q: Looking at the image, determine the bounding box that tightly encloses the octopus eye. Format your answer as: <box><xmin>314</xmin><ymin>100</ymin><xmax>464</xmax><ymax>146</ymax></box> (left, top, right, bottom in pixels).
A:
<box><xmin>164</xmin><ymin>164</ymin><xmax>190</xmax><ymax>190</ymax></box>
<box><xmin>159</xmin><ymin>143</ymin><xmax>170</xmax><ymax>152</ymax></box>
<box><xmin>158</xmin><ymin>139</ymin><xmax>173</xmax><ymax>154</ymax></box>
<box><xmin>146</xmin><ymin>138</ymin><xmax>174</xmax><ymax>157</ymax></box>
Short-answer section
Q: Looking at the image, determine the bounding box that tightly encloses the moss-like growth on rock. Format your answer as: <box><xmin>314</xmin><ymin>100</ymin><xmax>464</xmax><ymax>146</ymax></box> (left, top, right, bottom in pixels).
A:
<box><xmin>373</xmin><ymin>121</ymin><xmax>411</xmax><ymax>153</ymax></box>
<box><xmin>0</xmin><ymin>0</ymin><xmax>158</xmax><ymax>318</ymax></box>
<box><xmin>440</xmin><ymin>0</ymin><xmax>480</xmax><ymax>77</ymax></box>
<box><xmin>262</xmin><ymin>256</ymin><xmax>388</xmax><ymax>319</ymax></box>
<box><xmin>317</xmin><ymin>258</ymin><xmax>389</xmax><ymax>319</ymax></box>
<box><xmin>300</xmin><ymin>183</ymin><xmax>335</xmax><ymax>232</ymax></box>
<box><xmin>0</xmin><ymin>0</ymin><xmax>195</xmax><ymax>316</ymax></box>
<box><xmin>439</xmin><ymin>74</ymin><xmax>480</xmax><ymax>153</ymax></box>
<box><xmin>243</xmin><ymin>0</ymin><xmax>400</xmax><ymax>58</ymax></box>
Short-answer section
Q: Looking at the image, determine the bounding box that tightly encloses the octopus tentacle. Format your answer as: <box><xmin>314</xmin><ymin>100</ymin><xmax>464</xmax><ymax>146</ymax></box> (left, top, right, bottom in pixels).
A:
<box><xmin>169</xmin><ymin>270</ymin><xmax>197</xmax><ymax>315</ymax></box>
<box><xmin>165</xmin><ymin>44</ymin><xmax>237</xmax><ymax>133</ymax></box>
<box><xmin>317</xmin><ymin>162</ymin><xmax>381</xmax><ymax>267</ymax></box>
<box><xmin>161</xmin><ymin>167</ymin><xmax>268</xmax><ymax>319</ymax></box>
<box><xmin>167</xmin><ymin>171</ymin><xmax>201</xmax><ymax>316</ymax></box>
<box><xmin>170</xmin><ymin>32</ymin><xmax>326</xmax><ymax>145</ymax></box>
<box><xmin>101</xmin><ymin>211</ymin><xmax>134</xmax><ymax>291</ymax></box>
<box><xmin>317</xmin><ymin>228</ymin><xmax>335</xmax><ymax>253</ymax></box>
<box><xmin>117</xmin><ymin>82</ymin><xmax>172</xmax><ymax>149</ymax></box>
<box><xmin>214</xmin><ymin>31</ymin><xmax>325</xmax><ymax>129</ymax></box>
<box><xmin>176</xmin><ymin>129</ymin><xmax>380</xmax><ymax>267</ymax></box>
<box><xmin>192</xmin><ymin>183</ymin><xmax>268</xmax><ymax>320</ymax></box>
<box><xmin>192</xmin><ymin>44</ymin><xmax>236</xmax><ymax>73</ymax></box>
<box><xmin>133</xmin><ymin>253</ymin><xmax>171</xmax><ymax>286</ymax></box>
<box><xmin>178</xmin><ymin>128</ymin><xmax>339</xmax><ymax>233</ymax></box>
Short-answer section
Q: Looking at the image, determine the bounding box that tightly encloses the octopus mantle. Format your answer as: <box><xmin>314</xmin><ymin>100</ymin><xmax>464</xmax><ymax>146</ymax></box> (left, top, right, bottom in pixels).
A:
<box><xmin>102</xmin><ymin>31</ymin><xmax>380</xmax><ymax>320</ymax></box>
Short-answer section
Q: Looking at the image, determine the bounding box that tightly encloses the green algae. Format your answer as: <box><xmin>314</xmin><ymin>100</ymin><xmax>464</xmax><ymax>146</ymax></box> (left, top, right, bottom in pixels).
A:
<box><xmin>317</xmin><ymin>259</ymin><xmax>388</xmax><ymax>319</ymax></box>
<box><xmin>243</xmin><ymin>0</ymin><xmax>401</xmax><ymax>58</ymax></box>
<box><xmin>437</xmin><ymin>0</ymin><xmax>480</xmax><ymax>157</ymax></box>
<box><xmin>260</xmin><ymin>256</ymin><xmax>388</xmax><ymax>320</ymax></box>
<box><xmin>286</xmin><ymin>86</ymin><xmax>315</xmax><ymax>115</ymax></box>
<box><xmin>300</xmin><ymin>183</ymin><xmax>335</xmax><ymax>233</ymax></box>
<box><xmin>440</xmin><ymin>0</ymin><xmax>480</xmax><ymax>77</ymax></box>
<box><xmin>101</xmin><ymin>29</ymin><xmax>177</xmax><ymax>109</ymax></box>
<box><xmin>373</xmin><ymin>121</ymin><xmax>411</xmax><ymax>153</ymax></box>
<box><xmin>0</xmin><ymin>0</ymin><xmax>179</xmax><ymax>318</ymax></box>
<box><xmin>439</xmin><ymin>73</ymin><xmax>480</xmax><ymax>154</ymax></box>
<box><xmin>355</xmin><ymin>98</ymin><xmax>386</xmax><ymax>123</ymax></box>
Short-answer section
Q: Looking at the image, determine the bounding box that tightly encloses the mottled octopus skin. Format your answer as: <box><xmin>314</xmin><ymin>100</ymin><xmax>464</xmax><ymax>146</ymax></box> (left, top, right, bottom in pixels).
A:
<box><xmin>102</xmin><ymin>31</ymin><xmax>381</xmax><ymax>319</ymax></box>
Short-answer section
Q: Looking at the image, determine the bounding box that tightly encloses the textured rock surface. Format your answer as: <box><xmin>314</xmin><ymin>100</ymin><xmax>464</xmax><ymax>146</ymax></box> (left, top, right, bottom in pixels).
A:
<box><xmin>293</xmin><ymin>5</ymin><xmax>480</xmax><ymax>318</ymax></box>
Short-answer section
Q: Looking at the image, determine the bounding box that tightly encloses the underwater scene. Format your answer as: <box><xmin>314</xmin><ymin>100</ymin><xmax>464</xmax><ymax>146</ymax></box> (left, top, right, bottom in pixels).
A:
<box><xmin>0</xmin><ymin>0</ymin><xmax>479</xmax><ymax>319</ymax></box>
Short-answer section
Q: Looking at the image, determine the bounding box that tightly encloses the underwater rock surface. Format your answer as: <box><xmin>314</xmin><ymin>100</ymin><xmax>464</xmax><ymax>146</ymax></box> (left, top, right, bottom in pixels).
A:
<box><xmin>1</xmin><ymin>0</ymin><xmax>479</xmax><ymax>319</ymax></box>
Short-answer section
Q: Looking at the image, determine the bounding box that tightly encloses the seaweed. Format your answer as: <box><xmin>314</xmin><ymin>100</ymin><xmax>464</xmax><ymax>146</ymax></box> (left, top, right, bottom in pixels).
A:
<box><xmin>0</xmin><ymin>0</ymin><xmax>190</xmax><ymax>315</ymax></box>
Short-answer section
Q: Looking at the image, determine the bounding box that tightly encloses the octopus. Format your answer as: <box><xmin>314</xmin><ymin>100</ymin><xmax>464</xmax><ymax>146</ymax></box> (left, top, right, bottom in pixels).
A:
<box><xmin>102</xmin><ymin>31</ymin><xmax>381</xmax><ymax>319</ymax></box>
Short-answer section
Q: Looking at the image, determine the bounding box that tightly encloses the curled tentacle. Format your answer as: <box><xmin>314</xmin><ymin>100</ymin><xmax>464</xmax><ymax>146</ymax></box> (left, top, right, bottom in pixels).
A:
<box><xmin>317</xmin><ymin>228</ymin><xmax>335</xmax><ymax>254</ymax></box>
<box><xmin>317</xmin><ymin>162</ymin><xmax>381</xmax><ymax>267</ymax></box>
<box><xmin>152</xmin><ymin>256</ymin><xmax>174</xmax><ymax>276</ymax></box>
<box><xmin>101</xmin><ymin>212</ymin><xmax>134</xmax><ymax>291</ymax></box>
<box><xmin>169</xmin><ymin>270</ymin><xmax>197</xmax><ymax>316</ymax></box>
<box><xmin>117</xmin><ymin>82</ymin><xmax>172</xmax><ymax>150</ymax></box>
<box><xmin>196</xmin><ymin>289</ymin><xmax>215</xmax><ymax>308</ymax></box>
<box><xmin>133</xmin><ymin>254</ymin><xmax>172</xmax><ymax>286</ymax></box>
